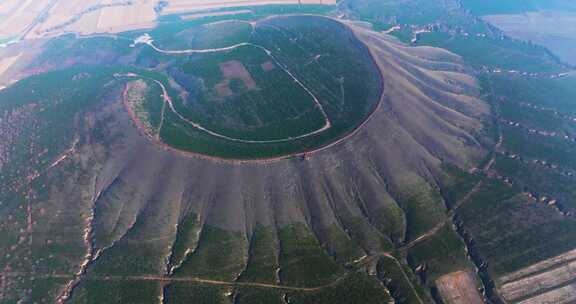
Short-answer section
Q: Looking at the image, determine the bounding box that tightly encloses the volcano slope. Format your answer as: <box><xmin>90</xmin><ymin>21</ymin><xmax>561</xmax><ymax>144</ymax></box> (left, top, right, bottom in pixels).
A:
<box><xmin>0</xmin><ymin>15</ymin><xmax>489</xmax><ymax>303</ymax></box>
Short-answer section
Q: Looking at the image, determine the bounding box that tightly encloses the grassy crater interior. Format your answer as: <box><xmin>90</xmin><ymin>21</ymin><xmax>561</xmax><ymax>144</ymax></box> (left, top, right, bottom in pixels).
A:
<box><xmin>128</xmin><ymin>15</ymin><xmax>383</xmax><ymax>159</ymax></box>
<box><xmin>9</xmin><ymin>15</ymin><xmax>383</xmax><ymax>160</ymax></box>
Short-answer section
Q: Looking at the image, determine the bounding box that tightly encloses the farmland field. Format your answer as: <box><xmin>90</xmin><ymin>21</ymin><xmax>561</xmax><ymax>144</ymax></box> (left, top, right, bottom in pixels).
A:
<box><xmin>483</xmin><ymin>11</ymin><xmax>576</xmax><ymax>66</ymax></box>
<box><xmin>460</xmin><ymin>0</ymin><xmax>576</xmax><ymax>66</ymax></box>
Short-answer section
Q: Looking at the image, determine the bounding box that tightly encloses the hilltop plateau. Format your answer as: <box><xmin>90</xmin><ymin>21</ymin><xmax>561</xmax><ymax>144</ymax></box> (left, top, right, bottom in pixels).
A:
<box><xmin>0</xmin><ymin>12</ymin><xmax>489</xmax><ymax>303</ymax></box>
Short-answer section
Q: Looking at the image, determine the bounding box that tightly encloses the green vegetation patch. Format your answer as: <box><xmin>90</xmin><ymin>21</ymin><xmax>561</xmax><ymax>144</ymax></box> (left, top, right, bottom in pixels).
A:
<box><xmin>235</xmin><ymin>287</ymin><xmax>284</xmax><ymax>304</ymax></box>
<box><xmin>502</xmin><ymin>125</ymin><xmax>576</xmax><ymax>170</ymax></box>
<box><xmin>407</xmin><ymin>224</ymin><xmax>472</xmax><ymax>284</ymax></box>
<box><xmin>320</xmin><ymin>224</ymin><xmax>365</xmax><ymax>264</ymax></box>
<box><xmin>12</xmin><ymin>277</ymin><xmax>69</xmax><ymax>304</ymax></box>
<box><xmin>278</xmin><ymin>223</ymin><xmax>343</xmax><ymax>287</ymax></box>
<box><xmin>165</xmin><ymin>20</ymin><xmax>254</xmax><ymax>50</ymax></box>
<box><xmin>0</xmin><ymin>67</ymin><xmax>121</xmax><ymax>276</ymax></box>
<box><xmin>377</xmin><ymin>255</ymin><xmax>430</xmax><ymax>303</ymax></box>
<box><xmin>70</xmin><ymin>279</ymin><xmax>160</xmax><ymax>304</ymax></box>
<box><xmin>287</xmin><ymin>272</ymin><xmax>393</xmax><ymax>304</ymax></box>
<box><xmin>174</xmin><ymin>225</ymin><xmax>247</xmax><ymax>281</ymax></box>
<box><xmin>174</xmin><ymin>46</ymin><xmax>326</xmax><ymax>141</ymax></box>
<box><xmin>457</xmin><ymin>179</ymin><xmax>576</xmax><ymax>275</ymax></box>
<box><xmin>0</xmin><ymin>67</ymin><xmax>115</xmax><ymax>187</ymax></box>
<box><xmin>238</xmin><ymin>225</ymin><xmax>279</xmax><ymax>284</ymax></box>
<box><xmin>416</xmin><ymin>32</ymin><xmax>561</xmax><ymax>73</ymax></box>
<box><xmin>163</xmin><ymin>283</ymin><xmax>231</xmax><ymax>304</ymax></box>
<box><xmin>348</xmin><ymin>170</ymin><xmax>406</xmax><ymax>245</ymax></box>
<box><xmin>88</xmin><ymin>221</ymin><xmax>171</xmax><ymax>276</ymax></box>
<box><xmin>124</xmin><ymin>79</ymin><xmax>164</xmax><ymax>136</ymax></box>
<box><xmin>500</xmin><ymin>101</ymin><xmax>570</xmax><ymax>134</ymax></box>
<box><xmin>490</xmin><ymin>74</ymin><xmax>576</xmax><ymax>115</ymax></box>
<box><xmin>89</xmin><ymin>190</ymin><xmax>186</xmax><ymax>276</ymax></box>
<box><xmin>394</xmin><ymin>180</ymin><xmax>446</xmax><ymax>242</ymax></box>
<box><xmin>440</xmin><ymin>164</ymin><xmax>481</xmax><ymax>209</ymax></box>
<box><xmin>494</xmin><ymin>154</ymin><xmax>576</xmax><ymax>212</ymax></box>
<box><xmin>169</xmin><ymin>212</ymin><xmax>202</xmax><ymax>272</ymax></box>
<box><xmin>91</xmin><ymin>179</ymin><xmax>141</xmax><ymax>251</ymax></box>
<box><xmin>339</xmin><ymin>216</ymin><xmax>395</xmax><ymax>254</ymax></box>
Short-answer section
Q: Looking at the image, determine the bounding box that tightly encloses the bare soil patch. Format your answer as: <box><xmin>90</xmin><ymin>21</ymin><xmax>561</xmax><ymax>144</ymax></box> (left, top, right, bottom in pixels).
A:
<box><xmin>214</xmin><ymin>60</ymin><xmax>257</xmax><ymax>96</ymax></box>
<box><xmin>436</xmin><ymin>271</ymin><xmax>483</xmax><ymax>304</ymax></box>
<box><xmin>162</xmin><ymin>0</ymin><xmax>336</xmax><ymax>16</ymax></box>
<box><xmin>214</xmin><ymin>80</ymin><xmax>234</xmax><ymax>97</ymax></box>
<box><xmin>0</xmin><ymin>52</ymin><xmax>22</xmax><ymax>79</ymax></box>
<box><xmin>261</xmin><ymin>61</ymin><xmax>275</xmax><ymax>72</ymax></box>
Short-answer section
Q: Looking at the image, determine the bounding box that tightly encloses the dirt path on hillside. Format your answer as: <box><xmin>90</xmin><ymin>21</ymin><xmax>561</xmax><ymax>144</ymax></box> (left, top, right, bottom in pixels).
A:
<box><xmin>400</xmin><ymin>118</ymin><xmax>504</xmax><ymax>251</ymax></box>
<box><xmin>3</xmin><ymin>271</ymin><xmax>349</xmax><ymax>293</ymax></box>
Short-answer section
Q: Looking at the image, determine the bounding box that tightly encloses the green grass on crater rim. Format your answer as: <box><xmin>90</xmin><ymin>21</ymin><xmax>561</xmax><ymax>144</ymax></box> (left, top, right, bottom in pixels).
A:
<box><xmin>144</xmin><ymin>15</ymin><xmax>383</xmax><ymax>160</ymax></box>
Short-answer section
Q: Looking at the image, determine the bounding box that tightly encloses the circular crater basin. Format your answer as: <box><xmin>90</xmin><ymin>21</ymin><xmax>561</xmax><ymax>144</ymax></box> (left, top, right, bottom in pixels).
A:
<box><xmin>125</xmin><ymin>15</ymin><xmax>383</xmax><ymax>160</ymax></box>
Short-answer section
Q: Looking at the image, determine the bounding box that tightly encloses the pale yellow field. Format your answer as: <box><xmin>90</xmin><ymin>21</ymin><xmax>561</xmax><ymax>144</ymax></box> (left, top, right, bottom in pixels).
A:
<box><xmin>1</xmin><ymin>0</ymin><xmax>335</xmax><ymax>39</ymax></box>
<box><xmin>0</xmin><ymin>0</ymin><xmax>48</xmax><ymax>37</ymax></box>
<box><xmin>23</xmin><ymin>0</ymin><xmax>157</xmax><ymax>37</ymax></box>
<box><xmin>0</xmin><ymin>53</ymin><xmax>22</xmax><ymax>78</ymax></box>
<box><xmin>96</xmin><ymin>1</ymin><xmax>157</xmax><ymax>33</ymax></box>
<box><xmin>66</xmin><ymin>8</ymin><xmax>101</xmax><ymax>35</ymax></box>
<box><xmin>163</xmin><ymin>0</ymin><xmax>336</xmax><ymax>15</ymax></box>
<box><xmin>32</xmin><ymin>0</ymin><xmax>100</xmax><ymax>35</ymax></box>
<box><xmin>0</xmin><ymin>0</ymin><xmax>21</xmax><ymax>15</ymax></box>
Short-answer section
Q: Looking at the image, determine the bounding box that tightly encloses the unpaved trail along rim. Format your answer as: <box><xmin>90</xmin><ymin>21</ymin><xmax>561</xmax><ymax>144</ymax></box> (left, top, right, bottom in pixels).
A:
<box><xmin>131</xmin><ymin>36</ymin><xmax>332</xmax><ymax>143</ymax></box>
<box><xmin>121</xmin><ymin>15</ymin><xmax>385</xmax><ymax>163</ymax></box>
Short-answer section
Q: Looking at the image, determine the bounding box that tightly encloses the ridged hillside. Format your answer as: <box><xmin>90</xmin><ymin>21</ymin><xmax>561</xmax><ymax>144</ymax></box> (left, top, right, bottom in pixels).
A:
<box><xmin>0</xmin><ymin>15</ymin><xmax>489</xmax><ymax>303</ymax></box>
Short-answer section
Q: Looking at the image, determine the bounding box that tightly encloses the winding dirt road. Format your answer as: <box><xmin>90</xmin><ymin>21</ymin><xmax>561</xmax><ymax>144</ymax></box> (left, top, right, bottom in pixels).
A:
<box><xmin>401</xmin><ymin>125</ymin><xmax>503</xmax><ymax>251</ymax></box>
<box><xmin>4</xmin><ymin>271</ymin><xmax>350</xmax><ymax>293</ymax></box>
